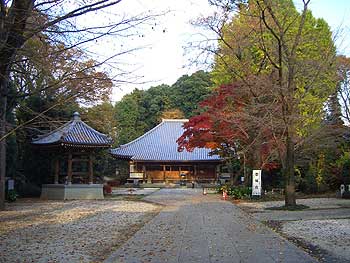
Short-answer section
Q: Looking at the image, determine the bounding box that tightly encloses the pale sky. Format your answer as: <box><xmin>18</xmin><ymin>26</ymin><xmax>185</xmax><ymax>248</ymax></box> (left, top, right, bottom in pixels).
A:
<box><xmin>81</xmin><ymin>0</ymin><xmax>350</xmax><ymax>103</ymax></box>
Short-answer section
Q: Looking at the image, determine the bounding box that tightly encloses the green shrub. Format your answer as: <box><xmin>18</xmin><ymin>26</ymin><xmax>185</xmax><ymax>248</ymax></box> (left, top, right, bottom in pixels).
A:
<box><xmin>6</xmin><ymin>189</ymin><xmax>18</xmax><ymax>202</ymax></box>
<box><xmin>216</xmin><ymin>184</ymin><xmax>251</xmax><ymax>199</ymax></box>
<box><xmin>216</xmin><ymin>184</ymin><xmax>228</xmax><ymax>193</ymax></box>
<box><xmin>228</xmin><ymin>186</ymin><xmax>251</xmax><ymax>199</ymax></box>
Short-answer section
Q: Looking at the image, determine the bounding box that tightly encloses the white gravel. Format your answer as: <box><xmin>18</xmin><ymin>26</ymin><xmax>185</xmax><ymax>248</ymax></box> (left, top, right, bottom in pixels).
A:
<box><xmin>0</xmin><ymin>199</ymin><xmax>161</xmax><ymax>263</ymax></box>
<box><xmin>282</xmin><ymin>219</ymin><xmax>350</xmax><ymax>260</ymax></box>
<box><xmin>237</xmin><ymin>198</ymin><xmax>350</xmax><ymax>261</ymax></box>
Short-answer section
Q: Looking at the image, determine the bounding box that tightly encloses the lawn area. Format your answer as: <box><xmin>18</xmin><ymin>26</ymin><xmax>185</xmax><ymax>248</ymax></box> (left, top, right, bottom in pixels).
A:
<box><xmin>0</xmin><ymin>198</ymin><xmax>162</xmax><ymax>263</ymax></box>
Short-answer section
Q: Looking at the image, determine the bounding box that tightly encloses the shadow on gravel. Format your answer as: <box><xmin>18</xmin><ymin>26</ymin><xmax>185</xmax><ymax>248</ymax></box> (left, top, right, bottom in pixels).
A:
<box><xmin>264</xmin><ymin>220</ymin><xmax>349</xmax><ymax>263</ymax></box>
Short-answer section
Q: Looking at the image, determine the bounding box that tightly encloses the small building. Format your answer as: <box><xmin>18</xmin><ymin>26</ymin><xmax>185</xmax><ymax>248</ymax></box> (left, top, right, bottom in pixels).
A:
<box><xmin>110</xmin><ymin>119</ymin><xmax>222</xmax><ymax>185</ymax></box>
<box><xmin>32</xmin><ymin>112</ymin><xmax>112</xmax><ymax>199</ymax></box>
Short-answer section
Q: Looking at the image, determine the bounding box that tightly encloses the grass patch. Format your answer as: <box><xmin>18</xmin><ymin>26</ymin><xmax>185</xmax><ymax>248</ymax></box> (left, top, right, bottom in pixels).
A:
<box><xmin>265</xmin><ymin>204</ymin><xmax>309</xmax><ymax>211</ymax></box>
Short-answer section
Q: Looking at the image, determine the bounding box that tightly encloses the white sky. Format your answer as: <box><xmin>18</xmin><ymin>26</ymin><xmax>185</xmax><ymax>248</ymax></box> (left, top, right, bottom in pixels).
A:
<box><xmin>81</xmin><ymin>0</ymin><xmax>350</xmax><ymax>103</ymax></box>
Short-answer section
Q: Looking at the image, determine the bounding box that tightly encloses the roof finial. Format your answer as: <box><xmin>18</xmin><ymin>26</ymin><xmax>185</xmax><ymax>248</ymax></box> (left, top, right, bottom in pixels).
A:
<box><xmin>72</xmin><ymin>112</ymin><xmax>81</xmax><ymax>121</ymax></box>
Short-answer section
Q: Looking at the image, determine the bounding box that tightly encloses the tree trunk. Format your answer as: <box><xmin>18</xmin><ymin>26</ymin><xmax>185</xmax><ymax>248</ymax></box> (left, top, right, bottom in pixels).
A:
<box><xmin>284</xmin><ymin>131</ymin><xmax>296</xmax><ymax>206</ymax></box>
<box><xmin>0</xmin><ymin>79</ymin><xmax>8</xmax><ymax>210</ymax></box>
<box><xmin>230</xmin><ymin>171</ymin><xmax>241</xmax><ymax>185</ymax></box>
<box><xmin>0</xmin><ymin>0</ymin><xmax>35</xmax><ymax>210</ymax></box>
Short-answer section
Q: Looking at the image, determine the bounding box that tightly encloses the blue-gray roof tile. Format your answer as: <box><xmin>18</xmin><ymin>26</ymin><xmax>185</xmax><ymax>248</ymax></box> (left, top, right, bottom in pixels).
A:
<box><xmin>32</xmin><ymin>112</ymin><xmax>112</xmax><ymax>147</ymax></box>
<box><xmin>111</xmin><ymin>119</ymin><xmax>221</xmax><ymax>162</ymax></box>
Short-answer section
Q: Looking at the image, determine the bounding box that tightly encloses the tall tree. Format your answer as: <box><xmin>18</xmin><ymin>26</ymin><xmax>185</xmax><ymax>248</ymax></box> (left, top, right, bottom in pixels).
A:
<box><xmin>171</xmin><ymin>70</ymin><xmax>213</xmax><ymax>117</ymax></box>
<box><xmin>83</xmin><ymin>102</ymin><xmax>117</xmax><ymax>141</ymax></box>
<box><xmin>337</xmin><ymin>55</ymin><xmax>350</xmax><ymax>123</ymax></box>
<box><xmin>189</xmin><ymin>0</ymin><xmax>337</xmax><ymax>206</ymax></box>
<box><xmin>115</xmin><ymin>89</ymin><xmax>148</xmax><ymax>144</ymax></box>
<box><xmin>0</xmin><ymin>0</ymin><xmax>159</xmax><ymax>209</ymax></box>
<box><xmin>142</xmin><ymin>84</ymin><xmax>173</xmax><ymax>128</ymax></box>
<box><xmin>114</xmin><ymin>71</ymin><xmax>214</xmax><ymax>145</ymax></box>
<box><xmin>177</xmin><ymin>78</ymin><xmax>281</xmax><ymax>172</ymax></box>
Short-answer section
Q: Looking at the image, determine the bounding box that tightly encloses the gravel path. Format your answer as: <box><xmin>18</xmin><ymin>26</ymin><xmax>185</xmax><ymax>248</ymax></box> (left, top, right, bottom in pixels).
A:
<box><xmin>0</xmin><ymin>199</ymin><xmax>161</xmax><ymax>263</ymax></box>
<box><xmin>105</xmin><ymin>189</ymin><xmax>316</xmax><ymax>263</ymax></box>
<box><xmin>112</xmin><ymin>188</ymin><xmax>160</xmax><ymax>195</ymax></box>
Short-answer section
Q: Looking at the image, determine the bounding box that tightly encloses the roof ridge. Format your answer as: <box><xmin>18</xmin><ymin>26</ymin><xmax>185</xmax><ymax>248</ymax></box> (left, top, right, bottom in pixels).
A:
<box><xmin>162</xmin><ymin>119</ymin><xmax>189</xmax><ymax>122</ymax></box>
<box><xmin>118</xmin><ymin>119</ymin><xmax>189</xmax><ymax>149</ymax></box>
<box><xmin>32</xmin><ymin>118</ymin><xmax>111</xmax><ymax>144</ymax></box>
<box><xmin>111</xmin><ymin>119</ymin><xmax>222</xmax><ymax>161</ymax></box>
<box><xmin>118</xmin><ymin>121</ymin><xmax>166</xmax><ymax>148</ymax></box>
<box><xmin>32</xmin><ymin>120</ymin><xmax>72</xmax><ymax>142</ymax></box>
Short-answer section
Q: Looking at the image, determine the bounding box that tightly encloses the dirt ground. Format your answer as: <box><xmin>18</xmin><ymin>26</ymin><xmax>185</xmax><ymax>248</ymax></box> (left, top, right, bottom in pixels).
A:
<box><xmin>0</xmin><ymin>198</ymin><xmax>161</xmax><ymax>263</ymax></box>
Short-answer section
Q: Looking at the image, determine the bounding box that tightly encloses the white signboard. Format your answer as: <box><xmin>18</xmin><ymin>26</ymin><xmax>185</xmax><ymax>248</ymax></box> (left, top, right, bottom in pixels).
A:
<box><xmin>8</xmin><ymin>179</ymin><xmax>14</xmax><ymax>190</ymax></box>
<box><xmin>252</xmin><ymin>170</ymin><xmax>262</xmax><ymax>196</ymax></box>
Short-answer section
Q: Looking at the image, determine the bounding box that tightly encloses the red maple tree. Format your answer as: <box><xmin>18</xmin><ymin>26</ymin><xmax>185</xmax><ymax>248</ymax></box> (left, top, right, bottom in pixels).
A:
<box><xmin>177</xmin><ymin>79</ymin><xmax>283</xmax><ymax>170</ymax></box>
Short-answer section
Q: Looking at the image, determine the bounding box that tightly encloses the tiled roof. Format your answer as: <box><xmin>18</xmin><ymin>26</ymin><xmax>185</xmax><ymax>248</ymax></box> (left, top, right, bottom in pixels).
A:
<box><xmin>32</xmin><ymin>112</ymin><xmax>112</xmax><ymax>147</ymax></box>
<box><xmin>110</xmin><ymin>119</ymin><xmax>222</xmax><ymax>162</ymax></box>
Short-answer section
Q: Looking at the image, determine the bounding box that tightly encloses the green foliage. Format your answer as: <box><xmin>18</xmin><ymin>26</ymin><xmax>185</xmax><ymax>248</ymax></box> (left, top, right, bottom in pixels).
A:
<box><xmin>335</xmin><ymin>149</ymin><xmax>350</xmax><ymax>185</ymax></box>
<box><xmin>299</xmin><ymin>164</ymin><xmax>318</xmax><ymax>193</ymax></box>
<box><xmin>171</xmin><ymin>70</ymin><xmax>213</xmax><ymax>117</ymax></box>
<box><xmin>217</xmin><ymin>184</ymin><xmax>251</xmax><ymax>199</ymax></box>
<box><xmin>6</xmin><ymin>189</ymin><xmax>18</xmax><ymax>202</ymax></box>
<box><xmin>142</xmin><ymin>84</ymin><xmax>174</xmax><ymax>127</ymax></box>
<box><xmin>94</xmin><ymin>151</ymin><xmax>117</xmax><ymax>179</ymax></box>
<box><xmin>115</xmin><ymin>71</ymin><xmax>213</xmax><ymax>145</ymax></box>
<box><xmin>83</xmin><ymin>102</ymin><xmax>117</xmax><ymax>141</ymax></box>
<box><xmin>228</xmin><ymin>186</ymin><xmax>251</xmax><ymax>199</ymax></box>
<box><xmin>211</xmin><ymin>0</ymin><xmax>337</xmax><ymax>138</ymax></box>
<box><xmin>114</xmin><ymin>89</ymin><xmax>148</xmax><ymax>144</ymax></box>
<box><xmin>298</xmin><ymin>155</ymin><xmax>344</xmax><ymax>193</ymax></box>
<box><xmin>336</xmin><ymin>150</ymin><xmax>350</xmax><ymax>167</ymax></box>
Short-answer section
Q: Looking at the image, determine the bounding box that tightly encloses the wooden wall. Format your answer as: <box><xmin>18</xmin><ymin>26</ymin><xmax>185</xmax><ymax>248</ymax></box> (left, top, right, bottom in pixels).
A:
<box><xmin>131</xmin><ymin>162</ymin><xmax>219</xmax><ymax>183</ymax></box>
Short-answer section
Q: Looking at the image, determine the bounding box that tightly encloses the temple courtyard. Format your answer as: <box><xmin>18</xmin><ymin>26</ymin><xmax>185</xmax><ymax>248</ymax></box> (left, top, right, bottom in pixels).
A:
<box><xmin>0</xmin><ymin>189</ymin><xmax>350</xmax><ymax>262</ymax></box>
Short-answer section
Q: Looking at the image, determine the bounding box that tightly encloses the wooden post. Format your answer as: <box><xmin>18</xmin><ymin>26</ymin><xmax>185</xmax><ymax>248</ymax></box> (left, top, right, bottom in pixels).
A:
<box><xmin>163</xmin><ymin>165</ymin><xmax>166</xmax><ymax>182</ymax></box>
<box><xmin>67</xmin><ymin>152</ymin><xmax>72</xmax><ymax>185</ymax></box>
<box><xmin>54</xmin><ymin>158</ymin><xmax>59</xmax><ymax>184</ymax></box>
<box><xmin>194</xmin><ymin>165</ymin><xmax>198</xmax><ymax>182</ymax></box>
<box><xmin>142</xmin><ymin>165</ymin><xmax>146</xmax><ymax>183</ymax></box>
<box><xmin>166</xmin><ymin>166</ymin><xmax>171</xmax><ymax>184</ymax></box>
<box><xmin>144</xmin><ymin>165</ymin><xmax>151</xmax><ymax>184</ymax></box>
<box><xmin>88</xmin><ymin>153</ymin><xmax>93</xmax><ymax>184</ymax></box>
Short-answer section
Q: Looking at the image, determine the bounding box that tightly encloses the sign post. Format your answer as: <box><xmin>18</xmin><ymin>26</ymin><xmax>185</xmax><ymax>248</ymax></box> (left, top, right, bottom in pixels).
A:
<box><xmin>252</xmin><ymin>170</ymin><xmax>262</xmax><ymax>196</ymax></box>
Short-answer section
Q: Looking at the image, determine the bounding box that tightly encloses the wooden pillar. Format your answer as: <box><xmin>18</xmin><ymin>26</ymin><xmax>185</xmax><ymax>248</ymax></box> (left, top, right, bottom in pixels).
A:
<box><xmin>163</xmin><ymin>165</ymin><xmax>166</xmax><ymax>182</ymax></box>
<box><xmin>144</xmin><ymin>165</ymin><xmax>151</xmax><ymax>184</ymax></box>
<box><xmin>194</xmin><ymin>165</ymin><xmax>197</xmax><ymax>179</ymax></box>
<box><xmin>54</xmin><ymin>158</ymin><xmax>59</xmax><ymax>184</ymax></box>
<box><xmin>88</xmin><ymin>153</ymin><xmax>93</xmax><ymax>184</ymax></box>
<box><xmin>215</xmin><ymin>165</ymin><xmax>220</xmax><ymax>182</ymax></box>
<box><xmin>67</xmin><ymin>152</ymin><xmax>72</xmax><ymax>185</ymax></box>
<box><xmin>142</xmin><ymin>165</ymin><xmax>147</xmax><ymax>183</ymax></box>
<box><xmin>166</xmin><ymin>166</ymin><xmax>171</xmax><ymax>184</ymax></box>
